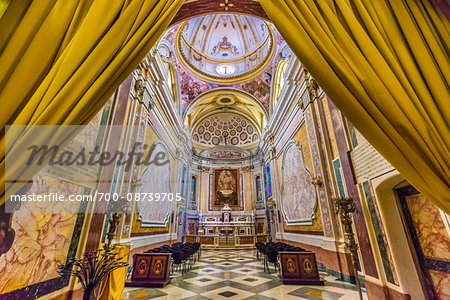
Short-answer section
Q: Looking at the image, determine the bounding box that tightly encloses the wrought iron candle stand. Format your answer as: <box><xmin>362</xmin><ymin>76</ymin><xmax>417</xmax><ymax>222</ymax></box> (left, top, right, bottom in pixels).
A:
<box><xmin>58</xmin><ymin>213</ymin><xmax>127</xmax><ymax>300</ymax></box>
<box><xmin>333</xmin><ymin>197</ymin><xmax>363</xmax><ymax>300</ymax></box>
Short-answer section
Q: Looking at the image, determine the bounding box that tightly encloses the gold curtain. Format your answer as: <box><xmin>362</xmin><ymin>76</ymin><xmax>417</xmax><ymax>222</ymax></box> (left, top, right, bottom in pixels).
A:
<box><xmin>97</xmin><ymin>244</ymin><xmax>130</xmax><ymax>300</ymax></box>
<box><xmin>259</xmin><ymin>0</ymin><xmax>450</xmax><ymax>212</ymax></box>
<box><xmin>0</xmin><ymin>0</ymin><xmax>183</xmax><ymax>206</ymax></box>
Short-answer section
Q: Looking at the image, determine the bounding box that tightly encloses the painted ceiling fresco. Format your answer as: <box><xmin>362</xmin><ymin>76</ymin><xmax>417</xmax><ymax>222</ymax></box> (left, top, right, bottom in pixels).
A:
<box><xmin>193</xmin><ymin>114</ymin><xmax>258</xmax><ymax>147</ymax></box>
<box><xmin>177</xmin><ymin>14</ymin><xmax>275</xmax><ymax>84</ymax></box>
<box><xmin>158</xmin><ymin>14</ymin><xmax>292</xmax><ymax>117</ymax></box>
<box><xmin>178</xmin><ymin>65</ymin><xmax>272</xmax><ymax>115</ymax></box>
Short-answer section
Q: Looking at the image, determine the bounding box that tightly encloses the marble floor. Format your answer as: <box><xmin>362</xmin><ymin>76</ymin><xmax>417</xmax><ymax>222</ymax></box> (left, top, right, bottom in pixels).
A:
<box><xmin>124</xmin><ymin>249</ymin><xmax>367</xmax><ymax>300</ymax></box>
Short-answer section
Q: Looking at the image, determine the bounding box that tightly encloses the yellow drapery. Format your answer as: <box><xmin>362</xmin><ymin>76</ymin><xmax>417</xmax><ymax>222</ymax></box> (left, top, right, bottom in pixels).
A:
<box><xmin>259</xmin><ymin>0</ymin><xmax>450</xmax><ymax>212</ymax></box>
<box><xmin>97</xmin><ymin>244</ymin><xmax>130</xmax><ymax>300</ymax></box>
<box><xmin>0</xmin><ymin>0</ymin><xmax>183</xmax><ymax>206</ymax></box>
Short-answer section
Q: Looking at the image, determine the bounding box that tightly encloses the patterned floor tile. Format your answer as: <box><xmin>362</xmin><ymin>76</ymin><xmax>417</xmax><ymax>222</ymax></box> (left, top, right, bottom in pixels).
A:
<box><xmin>125</xmin><ymin>288</ymin><xmax>168</xmax><ymax>299</ymax></box>
<box><xmin>213</xmin><ymin>261</ymin><xmax>242</xmax><ymax>268</ymax></box>
<box><xmin>157</xmin><ymin>285</ymin><xmax>197</xmax><ymax>299</ymax></box>
<box><xmin>124</xmin><ymin>249</ymin><xmax>367</xmax><ymax>300</ymax></box>
<box><xmin>229</xmin><ymin>275</ymin><xmax>273</xmax><ymax>287</ymax></box>
<box><xmin>201</xmin><ymin>257</ymin><xmax>224</xmax><ymax>263</ymax></box>
<box><xmin>200</xmin><ymin>286</ymin><xmax>256</xmax><ymax>299</ymax></box>
<box><xmin>190</xmin><ymin>267</ymin><xmax>221</xmax><ymax>275</ymax></box>
<box><xmin>183</xmin><ymin>275</ymin><xmax>225</xmax><ymax>286</ymax></box>
<box><xmin>210</xmin><ymin>271</ymin><xmax>245</xmax><ymax>279</ymax></box>
<box><xmin>229</xmin><ymin>266</ymin><xmax>262</xmax><ymax>275</ymax></box>
<box><xmin>288</xmin><ymin>287</ymin><xmax>343</xmax><ymax>300</ymax></box>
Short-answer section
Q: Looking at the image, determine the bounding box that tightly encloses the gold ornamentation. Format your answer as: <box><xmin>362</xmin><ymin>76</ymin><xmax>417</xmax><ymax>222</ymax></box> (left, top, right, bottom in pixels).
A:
<box><xmin>138</xmin><ymin>260</ymin><xmax>147</xmax><ymax>274</ymax></box>
<box><xmin>242</xmin><ymin>165</ymin><xmax>254</xmax><ymax>172</ymax></box>
<box><xmin>202</xmin><ymin>15</ymin><xmax>217</xmax><ymax>53</ymax></box>
<box><xmin>311</xmin><ymin>177</ymin><xmax>323</xmax><ymax>187</ymax></box>
<box><xmin>176</xmin><ymin>18</ymin><xmax>276</xmax><ymax>85</ymax></box>
<box><xmin>234</xmin><ymin>15</ymin><xmax>248</xmax><ymax>53</ymax></box>
<box><xmin>134</xmin><ymin>79</ymin><xmax>145</xmax><ymax>101</ymax></box>
<box><xmin>306</xmin><ymin>78</ymin><xmax>319</xmax><ymax>103</ymax></box>
<box><xmin>219</xmin><ymin>0</ymin><xmax>234</xmax><ymax>11</ymax></box>
<box><xmin>198</xmin><ymin>165</ymin><xmax>210</xmax><ymax>172</ymax></box>
<box><xmin>287</xmin><ymin>258</ymin><xmax>296</xmax><ymax>273</ymax></box>
<box><xmin>303</xmin><ymin>258</ymin><xmax>312</xmax><ymax>273</ymax></box>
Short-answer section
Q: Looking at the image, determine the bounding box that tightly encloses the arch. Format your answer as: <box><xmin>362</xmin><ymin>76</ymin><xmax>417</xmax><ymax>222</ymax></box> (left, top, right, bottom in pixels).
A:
<box><xmin>183</xmin><ymin>87</ymin><xmax>269</xmax><ymax>128</ymax></box>
<box><xmin>271</xmin><ymin>57</ymin><xmax>289</xmax><ymax>110</ymax></box>
<box><xmin>371</xmin><ymin>171</ymin><xmax>426</xmax><ymax>300</ymax></box>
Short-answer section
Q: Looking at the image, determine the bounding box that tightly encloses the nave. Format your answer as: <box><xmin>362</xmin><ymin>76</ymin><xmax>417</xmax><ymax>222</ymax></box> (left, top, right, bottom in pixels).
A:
<box><xmin>0</xmin><ymin>1</ymin><xmax>448</xmax><ymax>299</ymax></box>
<box><xmin>124</xmin><ymin>250</ymin><xmax>366</xmax><ymax>300</ymax></box>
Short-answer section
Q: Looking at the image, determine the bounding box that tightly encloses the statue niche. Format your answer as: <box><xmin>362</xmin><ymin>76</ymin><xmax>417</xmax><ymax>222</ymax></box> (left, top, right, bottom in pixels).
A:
<box><xmin>213</xmin><ymin>168</ymin><xmax>239</xmax><ymax>208</ymax></box>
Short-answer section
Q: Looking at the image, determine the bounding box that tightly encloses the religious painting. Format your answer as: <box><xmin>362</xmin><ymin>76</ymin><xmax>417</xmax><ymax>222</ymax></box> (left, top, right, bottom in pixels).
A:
<box><xmin>190</xmin><ymin>175</ymin><xmax>197</xmax><ymax>210</ymax></box>
<box><xmin>212</xmin><ymin>168</ymin><xmax>240</xmax><ymax>208</ymax></box>
<box><xmin>257</xmin><ymin>220</ymin><xmax>265</xmax><ymax>234</ymax></box>
<box><xmin>187</xmin><ymin>221</ymin><xmax>196</xmax><ymax>235</ymax></box>
<box><xmin>280</xmin><ymin>141</ymin><xmax>317</xmax><ymax>225</ymax></box>
<box><xmin>137</xmin><ymin>142</ymin><xmax>172</xmax><ymax>226</ymax></box>
<box><xmin>255</xmin><ymin>175</ymin><xmax>264</xmax><ymax>209</ymax></box>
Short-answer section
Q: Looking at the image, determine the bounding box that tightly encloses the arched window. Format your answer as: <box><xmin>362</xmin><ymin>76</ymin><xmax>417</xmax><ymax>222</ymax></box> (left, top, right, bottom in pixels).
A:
<box><xmin>272</xmin><ymin>58</ymin><xmax>289</xmax><ymax>110</ymax></box>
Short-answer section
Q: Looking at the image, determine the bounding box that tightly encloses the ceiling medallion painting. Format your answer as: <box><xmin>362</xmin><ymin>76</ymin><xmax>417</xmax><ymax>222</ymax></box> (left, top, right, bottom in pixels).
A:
<box><xmin>176</xmin><ymin>14</ymin><xmax>276</xmax><ymax>85</ymax></box>
<box><xmin>193</xmin><ymin>114</ymin><xmax>259</xmax><ymax>148</ymax></box>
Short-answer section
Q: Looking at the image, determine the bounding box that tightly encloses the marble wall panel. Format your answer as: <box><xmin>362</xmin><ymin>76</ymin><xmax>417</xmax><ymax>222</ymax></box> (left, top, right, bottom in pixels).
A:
<box><xmin>305</xmin><ymin>108</ymin><xmax>332</xmax><ymax>236</ymax></box>
<box><xmin>0</xmin><ymin>175</ymin><xmax>86</xmax><ymax>296</ymax></box>
<box><xmin>405</xmin><ymin>193</ymin><xmax>450</xmax><ymax>260</ymax></box>
<box><xmin>280</xmin><ymin>142</ymin><xmax>316</xmax><ymax>224</ymax></box>
<box><xmin>363</xmin><ymin>181</ymin><xmax>399</xmax><ymax>285</ymax></box>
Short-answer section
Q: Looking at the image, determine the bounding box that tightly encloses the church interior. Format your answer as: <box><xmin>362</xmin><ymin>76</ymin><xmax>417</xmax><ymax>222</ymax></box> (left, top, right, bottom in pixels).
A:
<box><xmin>0</xmin><ymin>1</ymin><xmax>449</xmax><ymax>299</ymax></box>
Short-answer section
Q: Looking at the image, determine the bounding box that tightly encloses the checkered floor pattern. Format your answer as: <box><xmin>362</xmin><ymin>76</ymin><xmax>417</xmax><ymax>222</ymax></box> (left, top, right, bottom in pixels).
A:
<box><xmin>124</xmin><ymin>249</ymin><xmax>367</xmax><ymax>299</ymax></box>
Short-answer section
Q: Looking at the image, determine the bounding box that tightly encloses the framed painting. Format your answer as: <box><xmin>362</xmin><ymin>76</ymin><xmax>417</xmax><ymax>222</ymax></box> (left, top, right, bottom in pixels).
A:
<box><xmin>212</xmin><ymin>168</ymin><xmax>240</xmax><ymax>209</ymax></box>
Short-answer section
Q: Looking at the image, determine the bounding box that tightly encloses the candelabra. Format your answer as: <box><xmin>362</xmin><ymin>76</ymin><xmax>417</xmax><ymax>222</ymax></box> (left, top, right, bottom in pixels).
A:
<box><xmin>334</xmin><ymin>197</ymin><xmax>363</xmax><ymax>300</ymax></box>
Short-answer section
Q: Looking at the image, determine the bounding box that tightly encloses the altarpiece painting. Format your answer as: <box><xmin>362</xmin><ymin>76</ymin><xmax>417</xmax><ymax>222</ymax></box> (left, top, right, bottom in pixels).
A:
<box><xmin>212</xmin><ymin>168</ymin><xmax>240</xmax><ymax>208</ymax></box>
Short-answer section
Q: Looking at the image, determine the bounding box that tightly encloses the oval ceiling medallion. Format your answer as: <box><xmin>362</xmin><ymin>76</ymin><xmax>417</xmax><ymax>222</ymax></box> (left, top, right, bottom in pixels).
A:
<box><xmin>214</xmin><ymin>94</ymin><xmax>237</xmax><ymax>106</ymax></box>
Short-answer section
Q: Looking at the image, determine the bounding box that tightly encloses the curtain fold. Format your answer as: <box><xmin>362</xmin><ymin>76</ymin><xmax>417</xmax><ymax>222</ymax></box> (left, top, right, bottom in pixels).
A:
<box><xmin>0</xmin><ymin>0</ymin><xmax>183</xmax><ymax>206</ymax></box>
<box><xmin>259</xmin><ymin>0</ymin><xmax>450</xmax><ymax>212</ymax></box>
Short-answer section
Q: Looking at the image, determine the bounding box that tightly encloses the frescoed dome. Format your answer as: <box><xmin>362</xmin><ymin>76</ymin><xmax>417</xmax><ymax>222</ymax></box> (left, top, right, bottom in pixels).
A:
<box><xmin>176</xmin><ymin>14</ymin><xmax>275</xmax><ymax>84</ymax></box>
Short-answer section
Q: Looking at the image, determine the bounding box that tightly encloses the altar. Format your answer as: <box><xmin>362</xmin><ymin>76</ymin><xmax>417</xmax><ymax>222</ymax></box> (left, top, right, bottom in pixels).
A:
<box><xmin>184</xmin><ymin>205</ymin><xmax>269</xmax><ymax>248</ymax></box>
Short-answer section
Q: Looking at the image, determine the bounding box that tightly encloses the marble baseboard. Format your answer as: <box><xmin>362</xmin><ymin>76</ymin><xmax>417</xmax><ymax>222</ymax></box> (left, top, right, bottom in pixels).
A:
<box><xmin>316</xmin><ymin>262</ymin><xmax>358</xmax><ymax>285</ymax></box>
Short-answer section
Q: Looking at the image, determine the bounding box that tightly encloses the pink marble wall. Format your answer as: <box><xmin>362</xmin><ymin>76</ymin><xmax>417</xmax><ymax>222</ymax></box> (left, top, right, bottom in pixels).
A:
<box><xmin>429</xmin><ymin>269</ymin><xmax>450</xmax><ymax>299</ymax></box>
<box><xmin>405</xmin><ymin>194</ymin><xmax>450</xmax><ymax>260</ymax></box>
<box><xmin>406</xmin><ymin>193</ymin><xmax>450</xmax><ymax>298</ymax></box>
<box><xmin>0</xmin><ymin>175</ymin><xmax>83</xmax><ymax>294</ymax></box>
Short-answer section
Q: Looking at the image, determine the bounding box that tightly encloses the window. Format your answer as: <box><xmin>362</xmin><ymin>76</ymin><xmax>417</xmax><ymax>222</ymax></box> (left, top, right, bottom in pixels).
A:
<box><xmin>216</xmin><ymin>64</ymin><xmax>236</xmax><ymax>75</ymax></box>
